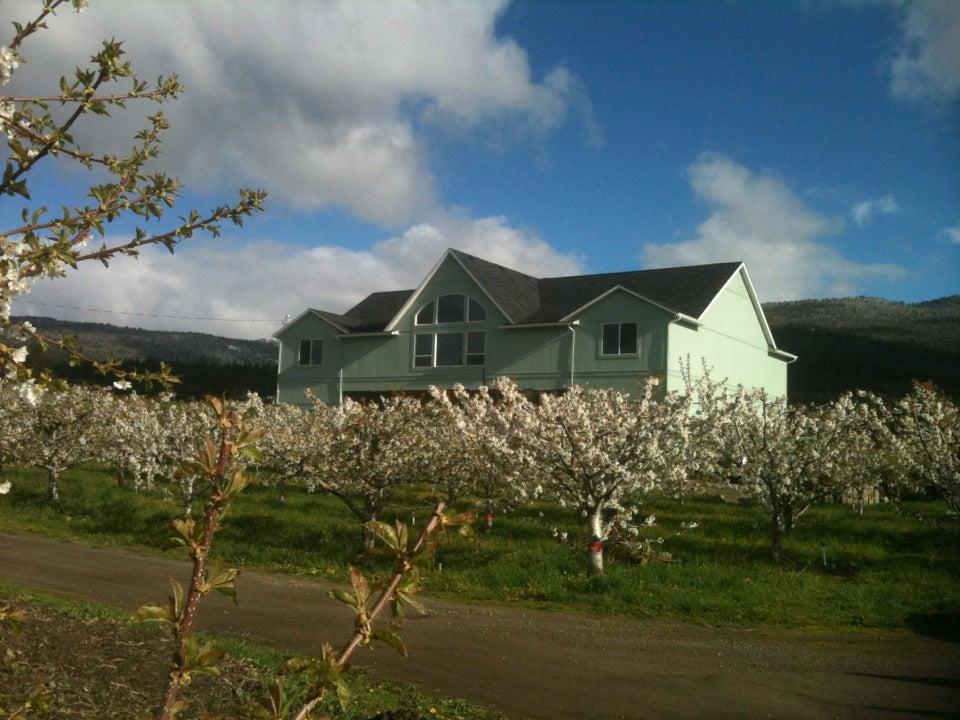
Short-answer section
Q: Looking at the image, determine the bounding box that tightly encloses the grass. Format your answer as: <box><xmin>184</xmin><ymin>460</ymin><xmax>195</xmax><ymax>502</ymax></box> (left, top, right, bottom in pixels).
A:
<box><xmin>0</xmin><ymin>579</ymin><xmax>512</xmax><ymax>720</ymax></box>
<box><xmin>1</xmin><ymin>465</ymin><xmax>958</xmax><ymax>634</ymax></box>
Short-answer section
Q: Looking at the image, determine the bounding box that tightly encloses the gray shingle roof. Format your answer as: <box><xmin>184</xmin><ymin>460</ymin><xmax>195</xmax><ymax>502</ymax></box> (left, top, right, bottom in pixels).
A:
<box><xmin>341</xmin><ymin>289</ymin><xmax>413</xmax><ymax>332</ymax></box>
<box><xmin>448</xmin><ymin>249</ymin><xmax>541</xmax><ymax>322</ymax></box>
<box><xmin>313</xmin><ymin>250</ymin><xmax>743</xmax><ymax>332</ymax></box>
<box><xmin>526</xmin><ymin>262</ymin><xmax>744</xmax><ymax>323</ymax></box>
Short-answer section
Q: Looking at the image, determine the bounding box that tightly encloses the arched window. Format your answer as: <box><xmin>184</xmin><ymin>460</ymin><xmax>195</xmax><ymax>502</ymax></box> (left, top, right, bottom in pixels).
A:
<box><xmin>414</xmin><ymin>295</ymin><xmax>486</xmax><ymax>325</ymax></box>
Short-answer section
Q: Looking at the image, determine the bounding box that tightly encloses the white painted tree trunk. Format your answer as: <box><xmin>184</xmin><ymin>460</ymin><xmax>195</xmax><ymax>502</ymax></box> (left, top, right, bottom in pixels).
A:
<box><xmin>588</xmin><ymin>508</ymin><xmax>604</xmax><ymax>576</ymax></box>
<box><xmin>46</xmin><ymin>468</ymin><xmax>59</xmax><ymax>502</ymax></box>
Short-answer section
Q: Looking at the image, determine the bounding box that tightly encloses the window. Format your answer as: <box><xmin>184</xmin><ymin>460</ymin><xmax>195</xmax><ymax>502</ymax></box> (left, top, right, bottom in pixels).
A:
<box><xmin>415</xmin><ymin>295</ymin><xmax>486</xmax><ymax>325</ymax></box>
<box><xmin>413</xmin><ymin>330</ymin><xmax>485</xmax><ymax>368</ymax></box>
<box><xmin>415</xmin><ymin>300</ymin><xmax>435</xmax><ymax>325</ymax></box>
<box><xmin>299</xmin><ymin>338</ymin><xmax>322</xmax><ymax>365</ymax></box>
<box><xmin>466</xmin><ymin>331</ymin><xmax>485</xmax><ymax>365</ymax></box>
<box><xmin>468</xmin><ymin>297</ymin><xmax>486</xmax><ymax>322</ymax></box>
<box><xmin>436</xmin><ymin>332</ymin><xmax>463</xmax><ymax>366</ymax></box>
<box><xmin>601</xmin><ymin>323</ymin><xmax>639</xmax><ymax>356</ymax></box>
<box><xmin>437</xmin><ymin>294</ymin><xmax>465</xmax><ymax>323</ymax></box>
<box><xmin>414</xmin><ymin>333</ymin><xmax>433</xmax><ymax>367</ymax></box>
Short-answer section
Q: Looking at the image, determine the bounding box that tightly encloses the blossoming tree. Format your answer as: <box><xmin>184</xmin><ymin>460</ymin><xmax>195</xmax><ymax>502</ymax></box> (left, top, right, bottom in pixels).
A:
<box><xmin>304</xmin><ymin>394</ymin><xmax>423</xmax><ymax>550</ymax></box>
<box><xmin>893</xmin><ymin>382</ymin><xmax>960</xmax><ymax>541</ymax></box>
<box><xmin>15</xmin><ymin>384</ymin><xmax>111</xmax><ymax>500</ymax></box>
<box><xmin>482</xmin><ymin>378</ymin><xmax>694</xmax><ymax>575</ymax></box>
<box><xmin>420</xmin><ymin>384</ymin><xmax>529</xmax><ymax>524</ymax></box>
<box><xmin>706</xmin><ymin>386</ymin><xmax>852</xmax><ymax>560</ymax></box>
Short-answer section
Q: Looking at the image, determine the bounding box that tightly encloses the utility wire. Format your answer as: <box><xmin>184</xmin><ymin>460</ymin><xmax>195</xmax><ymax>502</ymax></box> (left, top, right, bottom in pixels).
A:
<box><xmin>15</xmin><ymin>298</ymin><xmax>281</xmax><ymax>323</ymax></box>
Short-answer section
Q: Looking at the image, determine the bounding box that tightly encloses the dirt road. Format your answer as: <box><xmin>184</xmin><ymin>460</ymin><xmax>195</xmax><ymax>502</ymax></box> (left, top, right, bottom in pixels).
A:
<box><xmin>1</xmin><ymin>532</ymin><xmax>958</xmax><ymax>719</ymax></box>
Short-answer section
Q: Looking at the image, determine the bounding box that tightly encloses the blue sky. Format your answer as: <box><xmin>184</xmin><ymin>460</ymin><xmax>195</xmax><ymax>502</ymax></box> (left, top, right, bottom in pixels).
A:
<box><xmin>4</xmin><ymin>0</ymin><xmax>958</xmax><ymax>337</ymax></box>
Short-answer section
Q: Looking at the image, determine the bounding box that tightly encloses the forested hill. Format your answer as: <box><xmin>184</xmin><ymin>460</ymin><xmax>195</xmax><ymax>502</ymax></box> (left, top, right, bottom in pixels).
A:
<box><xmin>11</xmin><ymin>296</ymin><xmax>960</xmax><ymax>402</ymax></box>
<box><xmin>14</xmin><ymin>316</ymin><xmax>276</xmax><ymax>365</ymax></box>
<box><xmin>12</xmin><ymin>315</ymin><xmax>277</xmax><ymax>399</ymax></box>
<box><xmin>764</xmin><ymin>295</ymin><xmax>960</xmax><ymax>403</ymax></box>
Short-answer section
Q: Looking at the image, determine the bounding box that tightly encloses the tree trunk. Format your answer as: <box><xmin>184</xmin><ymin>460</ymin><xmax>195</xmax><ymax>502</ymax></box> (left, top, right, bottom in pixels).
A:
<box><xmin>360</xmin><ymin>500</ymin><xmax>378</xmax><ymax>552</ymax></box>
<box><xmin>782</xmin><ymin>504</ymin><xmax>794</xmax><ymax>534</ymax></box>
<box><xmin>588</xmin><ymin>509</ymin><xmax>604</xmax><ymax>576</ymax></box>
<box><xmin>770</xmin><ymin>511</ymin><xmax>783</xmax><ymax>562</ymax></box>
<box><xmin>46</xmin><ymin>468</ymin><xmax>60</xmax><ymax>502</ymax></box>
<box><xmin>181</xmin><ymin>477</ymin><xmax>196</xmax><ymax>519</ymax></box>
<box><xmin>115</xmin><ymin>461</ymin><xmax>127</xmax><ymax>489</ymax></box>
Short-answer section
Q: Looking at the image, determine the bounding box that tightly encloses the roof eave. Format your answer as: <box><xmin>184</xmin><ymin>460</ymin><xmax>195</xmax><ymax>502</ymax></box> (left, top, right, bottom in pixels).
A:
<box><xmin>336</xmin><ymin>330</ymin><xmax>400</xmax><ymax>339</ymax></box>
<box><xmin>272</xmin><ymin>308</ymin><xmax>348</xmax><ymax>338</ymax></box>
<box><xmin>558</xmin><ymin>285</ymin><xmax>681</xmax><ymax>322</ymax></box>
<box><xmin>769</xmin><ymin>348</ymin><xmax>798</xmax><ymax>363</ymax></box>
<box><xmin>499</xmin><ymin>320</ymin><xmax>580</xmax><ymax>330</ymax></box>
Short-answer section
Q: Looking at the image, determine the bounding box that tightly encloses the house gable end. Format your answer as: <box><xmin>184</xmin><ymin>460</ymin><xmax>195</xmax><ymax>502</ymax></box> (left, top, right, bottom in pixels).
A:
<box><xmin>384</xmin><ymin>249</ymin><xmax>515</xmax><ymax>331</ymax></box>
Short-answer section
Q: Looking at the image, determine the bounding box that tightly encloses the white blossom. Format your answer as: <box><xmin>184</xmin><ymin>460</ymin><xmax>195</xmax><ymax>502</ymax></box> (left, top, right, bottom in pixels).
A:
<box><xmin>0</xmin><ymin>46</ymin><xmax>19</xmax><ymax>84</ymax></box>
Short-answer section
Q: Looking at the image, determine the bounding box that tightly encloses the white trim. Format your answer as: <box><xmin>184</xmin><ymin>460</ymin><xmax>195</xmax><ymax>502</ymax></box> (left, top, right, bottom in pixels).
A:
<box><xmin>500</xmin><ymin>320</ymin><xmax>580</xmax><ymax>330</ymax></box>
<box><xmin>695</xmin><ymin>263</ymin><xmax>744</xmax><ymax>322</ymax></box>
<box><xmin>599</xmin><ymin>321</ymin><xmax>640</xmax><ymax>358</ymax></box>
<box><xmin>272</xmin><ymin>308</ymin><xmax>347</xmax><ymax>338</ymax></box>
<box><xmin>558</xmin><ymin>285</ymin><xmax>680</xmax><ymax>322</ymax></box>
<box><xmin>737</xmin><ymin>265</ymin><xmax>778</xmax><ymax>350</ymax></box>
<box><xmin>383</xmin><ymin>249</ymin><xmax>514</xmax><ymax>331</ymax></box>
<box><xmin>769</xmin><ymin>348</ymin><xmax>798</xmax><ymax>362</ymax></box>
<box><xmin>675</xmin><ymin>313</ymin><xmax>703</xmax><ymax>327</ymax></box>
<box><xmin>335</xmin><ymin>330</ymin><xmax>399</xmax><ymax>339</ymax></box>
<box><xmin>696</xmin><ymin>263</ymin><xmax>781</xmax><ymax>352</ymax></box>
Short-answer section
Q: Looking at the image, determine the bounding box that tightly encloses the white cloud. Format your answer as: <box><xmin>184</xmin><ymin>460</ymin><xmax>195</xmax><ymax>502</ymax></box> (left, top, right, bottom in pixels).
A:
<box><xmin>642</xmin><ymin>153</ymin><xmax>906</xmax><ymax>300</ymax></box>
<box><xmin>851</xmin><ymin>194</ymin><xmax>899</xmax><ymax>226</ymax></box>
<box><xmin>942</xmin><ymin>223</ymin><xmax>960</xmax><ymax>245</ymax></box>
<box><xmin>11</xmin><ymin>215</ymin><xmax>582</xmax><ymax>339</ymax></box>
<box><xmin>889</xmin><ymin>0</ymin><xmax>960</xmax><ymax>104</ymax></box>
<box><xmin>1</xmin><ymin>0</ymin><xmax>596</xmax><ymax>227</ymax></box>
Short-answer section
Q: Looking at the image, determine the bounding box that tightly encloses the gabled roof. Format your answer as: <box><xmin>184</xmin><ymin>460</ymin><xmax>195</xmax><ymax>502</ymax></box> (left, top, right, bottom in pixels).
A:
<box><xmin>526</xmin><ymin>262</ymin><xmax>743</xmax><ymax>324</ymax></box>
<box><xmin>280</xmin><ymin>249</ymin><xmax>782</xmax><ymax>351</ymax></box>
<box><xmin>448</xmin><ymin>249</ymin><xmax>541</xmax><ymax>323</ymax></box>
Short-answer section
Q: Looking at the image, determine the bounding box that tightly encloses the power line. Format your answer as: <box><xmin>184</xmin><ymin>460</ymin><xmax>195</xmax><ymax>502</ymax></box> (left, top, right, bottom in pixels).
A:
<box><xmin>14</xmin><ymin>298</ymin><xmax>281</xmax><ymax>323</ymax></box>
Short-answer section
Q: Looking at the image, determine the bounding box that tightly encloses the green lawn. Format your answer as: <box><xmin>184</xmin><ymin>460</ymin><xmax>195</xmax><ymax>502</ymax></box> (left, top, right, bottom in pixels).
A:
<box><xmin>1</xmin><ymin>466</ymin><xmax>958</xmax><ymax>635</ymax></box>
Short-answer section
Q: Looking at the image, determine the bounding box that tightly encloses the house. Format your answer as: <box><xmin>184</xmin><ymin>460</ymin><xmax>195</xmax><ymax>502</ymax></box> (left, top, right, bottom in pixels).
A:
<box><xmin>274</xmin><ymin>248</ymin><xmax>795</xmax><ymax>405</ymax></box>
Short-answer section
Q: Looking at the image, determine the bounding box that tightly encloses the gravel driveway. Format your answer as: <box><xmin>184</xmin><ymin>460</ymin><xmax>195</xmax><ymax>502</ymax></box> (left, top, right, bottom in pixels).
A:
<box><xmin>1</xmin><ymin>532</ymin><xmax>958</xmax><ymax>720</ymax></box>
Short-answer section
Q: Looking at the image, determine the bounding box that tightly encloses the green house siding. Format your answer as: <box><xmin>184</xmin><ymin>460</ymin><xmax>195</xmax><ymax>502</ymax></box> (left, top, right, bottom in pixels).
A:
<box><xmin>277</xmin><ymin>254</ymin><xmax>790</xmax><ymax>405</ymax></box>
<box><xmin>562</xmin><ymin>288</ymin><xmax>671</xmax><ymax>394</ymax></box>
<box><xmin>276</xmin><ymin>313</ymin><xmax>342</xmax><ymax>406</ymax></box>
<box><xmin>665</xmin><ymin>270</ymin><xmax>788</xmax><ymax>397</ymax></box>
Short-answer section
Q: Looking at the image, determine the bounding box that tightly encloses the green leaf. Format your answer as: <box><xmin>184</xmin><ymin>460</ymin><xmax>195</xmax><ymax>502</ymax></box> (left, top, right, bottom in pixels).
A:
<box><xmin>134</xmin><ymin>603</ymin><xmax>173</xmax><ymax>624</ymax></box>
<box><xmin>328</xmin><ymin>589</ymin><xmax>358</xmax><ymax>609</ymax></box>
<box><xmin>367</xmin><ymin>520</ymin><xmax>399</xmax><ymax>551</ymax></box>
<box><xmin>170</xmin><ymin>578</ymin><xmax>185</xmax><ymax>619</ymax></box>
<box><xmin>349</xmin><ymin>566</ymin><xmax>369</xmax><ymax>605</ymax></box>
<box><xmin>372</xmin><ymin>628</ymin><xmax>407</xmax><ymax>658</ymax></box>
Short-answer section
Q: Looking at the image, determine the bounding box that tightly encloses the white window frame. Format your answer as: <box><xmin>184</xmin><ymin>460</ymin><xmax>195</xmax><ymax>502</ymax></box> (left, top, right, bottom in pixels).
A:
<box><xmin>299</xmin><ymin>338</ymin><xmax>323</xmax><ymax>365</ymax></box>
<box><xmin>414</xmin><ymin>295</ymin><xmax>487</xmax><ymax>326</ymax></box>
<box><xmin>413</xmin><ymin>332</ymin><xmax>435</xmax><ymax>367</ymax></box>
<box><xmin>466</xmin><ymin>330</ymin><xmax>485</xmax><ymax>365</ymax></box>
<box><xmin>414</xmin><ymin>299</ymin><xmax>436</xmax><ymax>326</ymax></box>
<box><xmin>412</xmin><ymin>329</ymin><xmax>486</xmax><ymax>369</ymax></box>
<box><xmin>600</xmin><ymin>322</ymin><xmax>639</xmax><ymax>357</ymax></box>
